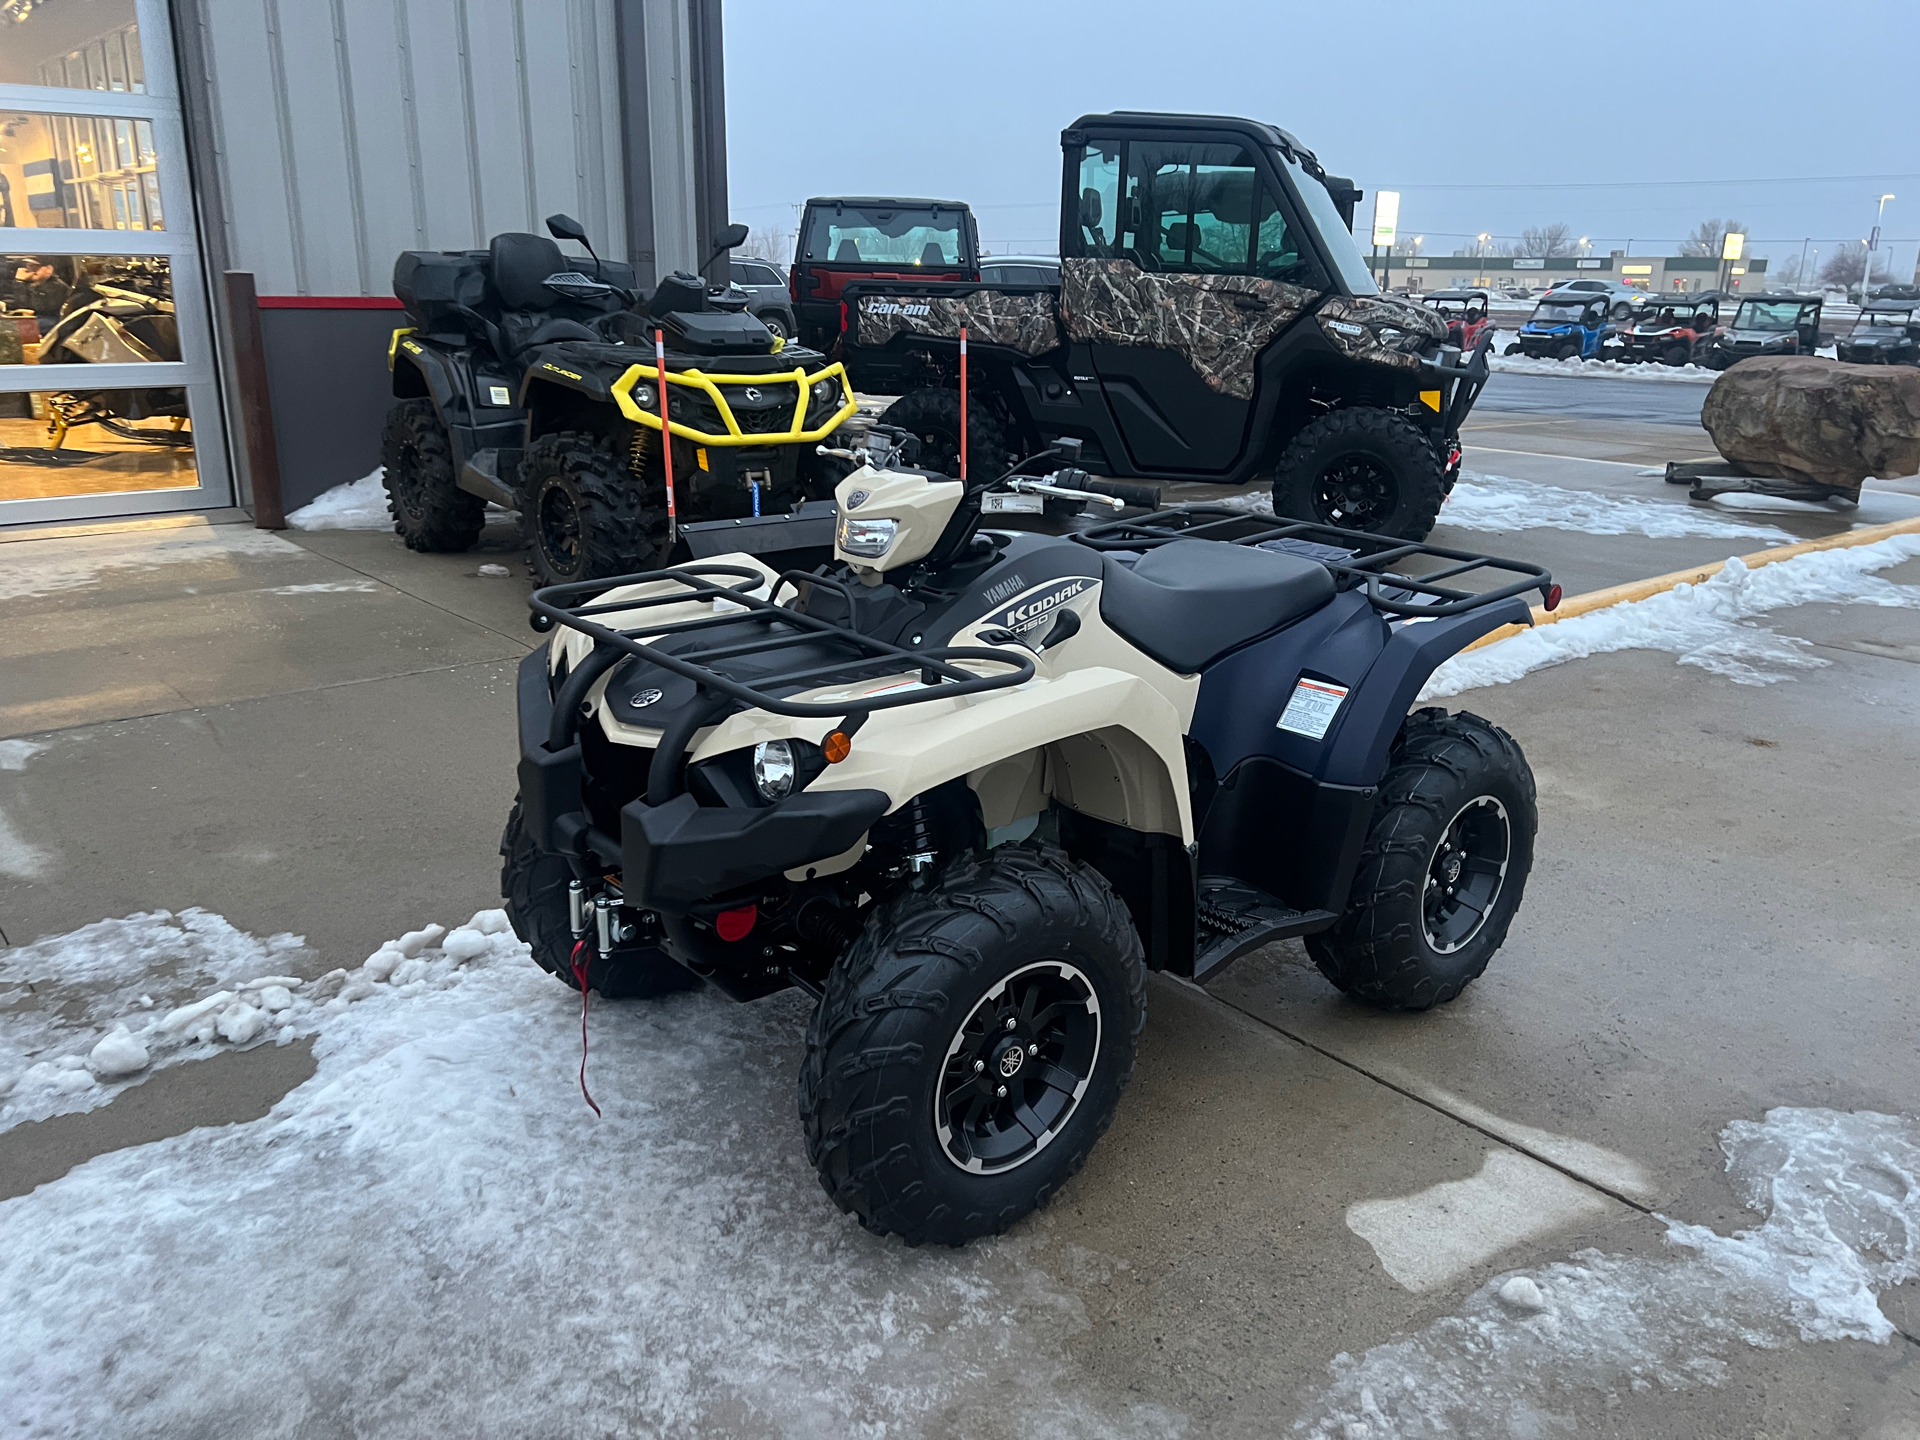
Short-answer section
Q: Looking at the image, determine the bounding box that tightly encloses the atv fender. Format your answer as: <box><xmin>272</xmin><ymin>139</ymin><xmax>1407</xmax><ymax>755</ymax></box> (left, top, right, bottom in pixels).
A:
<box><xmin>1318</xmin><ymin>598</ymin><xmax>1533</xmax><ymax>788</ymax></box>
<box><xmin>693</xmin><ymin>665</ymin><xmax>1197</xmax><ymax>844</ymax></box>
<box><xmin>392</xmin><ymin>340</ymin><xmax>460</xmax><ymax>416</ymax></box>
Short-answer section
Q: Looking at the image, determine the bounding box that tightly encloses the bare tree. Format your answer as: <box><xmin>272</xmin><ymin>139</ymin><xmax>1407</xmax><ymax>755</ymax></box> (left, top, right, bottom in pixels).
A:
<box><xmin>1390</xmin><ymin>235</ymin><xmax>1425</xmax><ymax>256</ymax></box>
<box><xmin>1681</xmin><ymin>219</ymin><xmax>1750</xmax><ymax>257</ymax></box>
<box><xmin>1501</xmin><ymin>223</ymin><xmax>1575</xmax><ymax>257</ymax></box>
<box><xmin>741</xmin><ymin>223</ymin><xmax>797</xmax><ymax>266</ymax></box>
<box><xmin>1817</xmin><ymin>244</ymin><xmax>1894</xmax><ymax>292</ymax></box>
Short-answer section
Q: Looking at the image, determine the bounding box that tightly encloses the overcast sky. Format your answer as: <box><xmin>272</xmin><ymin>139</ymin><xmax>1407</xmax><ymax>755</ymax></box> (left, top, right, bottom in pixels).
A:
<box><xmin>725</xmin><ymin>0</ymin><xmax>1919</xmax><ymax>275</ymax></box>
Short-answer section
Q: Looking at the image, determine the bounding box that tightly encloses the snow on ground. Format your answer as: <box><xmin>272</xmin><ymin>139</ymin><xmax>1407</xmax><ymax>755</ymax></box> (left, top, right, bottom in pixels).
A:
<box><xmin>1442</xmin><ymin>471</ymin><xmax>1794</xmax><ymax>542</ymax></box>
<box><xmin>1422</xmin><ymin>532</ymin><xmax>1920</xmax><ymax>698</ymax></box>
<box><xmin>1215</xmin><ymin>471</ymin><xmax>1795</xmax><ymax>543</ymax></box>
<box><xmin>1292</xmin><ymin>1106</ymin><xmax>1920</xmax><ymax>1437</ymax></box>
<box><xmin>284</xmin><ymin>467</ymin><xmax>391</xmax><ymax>530</ymax></box>
<box><xmin>0</xmin><ymin>911</ymin><xmax>1179</xmax><ymax>1438</ymax></box>
<box><xmin>1487</xmin><ymin>330</ymin><xmax>1721</xmax><ymax>383</ymax></box>
<box><xmin>0</xmin><ymin>525</ymin><xmax>302</xmax><ymax>602</ymax></box>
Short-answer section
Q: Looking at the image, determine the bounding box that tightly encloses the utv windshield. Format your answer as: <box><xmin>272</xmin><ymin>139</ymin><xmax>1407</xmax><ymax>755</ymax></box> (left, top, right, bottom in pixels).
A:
<box><xmin>1531</xmin><ymin>301</ymin><xmax>1587</xmax><ymax>323</ymax></box>
<box><xmin>1279</xmin><ymin>153</ymin><xmax>1376</xmax><ymax>294</ymax></box>
<box><xmin>1858</xmin><ymin>306</ymin><xmax>1918</xmax><ymax>329</ymax></box>
<box><xmin>1732</xmin><ymin>301</ymin><xmax>1804</xmax><ymax>332</ymax></box>
<box><xmin>801</xmin><ymin>206</ymin><xmax>966</xmax><ymax>267</ymax></box>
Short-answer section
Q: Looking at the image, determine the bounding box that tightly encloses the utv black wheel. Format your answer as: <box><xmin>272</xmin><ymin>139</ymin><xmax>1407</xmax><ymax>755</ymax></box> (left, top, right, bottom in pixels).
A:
<box><xmin>517</xmin><ymin>430</ymin><xmax>661</xmax><ymax>587</ymax></box>
<box><xmin>1306</xmin><ymin>709</ymin><xmax>1536</xmax><ymax>1011</ymax></box>
<box><xmin>380</xmin><ymin>398</ymin><xmax>485</xmax><ymax>552</ymax></box>
<box><xmin>800</xmin><ymin>844</ymin><xmax>1145</xmax><ymax>1246</ymax></box>
<box><xmin>880</xmin><ymin>386</ymin><xmax>1009</xmax><ymax>482</ymax></box>
<box><xmin>1503</xmin><ymin>342</ymin><xmax>1522</xmax><ymax>356</ymax></box>
<box><xmin>499</xmin><ymin>799</ymin><xmax>699</xmax><ymax>998</ymax></box>
<box><xmin>1663</xmin><ymin>343</ymin><xmax>1690</xmax><ymax>367</ymax></box>
<box><xmin>1270</xmin><ymin>406</ymin><xmax>1446</xmax><ymax>540</ymax></box>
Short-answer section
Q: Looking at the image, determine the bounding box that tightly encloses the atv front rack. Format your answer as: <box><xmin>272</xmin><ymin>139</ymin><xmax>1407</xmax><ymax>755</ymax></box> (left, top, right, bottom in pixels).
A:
<box><xmin>530</xmin><ymin>564</ymin><xmax>1034</xmax><ymax>799</ymax></box>
<box><xmin>1071</xmin><ymin>507</ymin><xmax>1554</xmax><ymax>619</ymax></box>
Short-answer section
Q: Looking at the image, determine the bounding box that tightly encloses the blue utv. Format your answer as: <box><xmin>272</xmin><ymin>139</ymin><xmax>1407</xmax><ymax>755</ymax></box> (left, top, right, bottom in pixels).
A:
<box><xmin>1504</xmin><ymin>292</ymin><xmax>1615</xmax><ymax>360</ymax></box>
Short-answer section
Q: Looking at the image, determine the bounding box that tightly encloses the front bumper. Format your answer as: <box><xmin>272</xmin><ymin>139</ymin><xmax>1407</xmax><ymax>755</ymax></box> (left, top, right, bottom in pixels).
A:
<box><xmin>515</xmin><ymin>649</ymin><xmax>887</xmax><ymax>912</ymax></box>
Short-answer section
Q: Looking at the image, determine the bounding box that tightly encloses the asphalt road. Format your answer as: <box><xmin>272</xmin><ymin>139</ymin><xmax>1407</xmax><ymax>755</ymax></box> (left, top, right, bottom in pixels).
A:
<box><xmin>1476</xmin><ymin>370</ymin><xmax>1709</xmax><ymax>427</ymax></box>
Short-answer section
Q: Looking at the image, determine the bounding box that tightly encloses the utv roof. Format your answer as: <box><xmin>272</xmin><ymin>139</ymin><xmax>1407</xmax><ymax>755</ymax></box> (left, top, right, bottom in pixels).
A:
<box><xmin>1066</xmin><ymin>111</ymin><xmax>1324</xmax><ymax>172</ymax></box>
<box><xmin>1863</xmin><ymin>297</ymin><xmax>1920</xmax><ymax>311</ymax></box>
<box><xmin>803</xmin><ymin>197</ymin><xmax>972</xmax><ymax>210</ymax></box>
<box><xmin>1741</xmin><ymin>292</ymin><xmax>1820</xmax><ymax>303</ymax></box>
<box><xmin>1425</xmin><ymin>289</ymin><xmax>1490</xmax><ymax>301</ymax></box>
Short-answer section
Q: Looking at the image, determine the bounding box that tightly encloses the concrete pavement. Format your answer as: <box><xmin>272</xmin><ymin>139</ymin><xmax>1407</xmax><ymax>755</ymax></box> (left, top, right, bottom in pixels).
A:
<box><xmin>3</xmin><ymin>416</ymin><xmax>1917</xmax><ymax>1435</ymax></box>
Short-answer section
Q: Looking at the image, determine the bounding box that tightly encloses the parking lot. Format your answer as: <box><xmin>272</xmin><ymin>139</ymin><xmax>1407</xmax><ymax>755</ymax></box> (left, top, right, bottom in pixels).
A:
<box><xmin>4</xmin><ymin>383</ymin><xmax>1919</xmax><ymax>1437</ymax></box>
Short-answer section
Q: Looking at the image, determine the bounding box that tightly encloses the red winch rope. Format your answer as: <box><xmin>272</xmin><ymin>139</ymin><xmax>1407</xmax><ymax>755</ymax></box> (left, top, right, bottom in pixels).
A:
<box><xmin>568</xmin><ymin>938</ymin><xmax>602</xmax><ymax>1118</ymax></box>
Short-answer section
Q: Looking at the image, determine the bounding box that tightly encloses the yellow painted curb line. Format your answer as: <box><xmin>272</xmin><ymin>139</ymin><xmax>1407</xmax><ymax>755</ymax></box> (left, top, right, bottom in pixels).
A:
<box><xmin>1464</xmin><ymin>514</ymin><xmax>1920</xmax><ymax>653</ymax></box>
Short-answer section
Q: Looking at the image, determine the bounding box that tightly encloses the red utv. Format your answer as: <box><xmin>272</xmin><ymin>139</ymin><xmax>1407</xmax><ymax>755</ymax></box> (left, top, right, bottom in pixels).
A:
<box><xmin>1422</xmin><ymin>289</ymin><xmax>1492</xmax><ymax>353</ymax></box>
<box><xmin>1616</xmin><ymin>292</ymin><xmax>1723</xmax><ymax>366</ymax></box>
<box><xmin>789</xmin><ymin>197</ymin><xmax>979</xmax><ymax>351</ymax></box>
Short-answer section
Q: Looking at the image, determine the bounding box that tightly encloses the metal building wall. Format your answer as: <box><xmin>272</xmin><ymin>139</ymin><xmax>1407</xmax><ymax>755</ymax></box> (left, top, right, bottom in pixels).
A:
<box><xmin>194</xmin><ymin>0</ymin><xmax>627</xmax><ymax>295</ymax></box>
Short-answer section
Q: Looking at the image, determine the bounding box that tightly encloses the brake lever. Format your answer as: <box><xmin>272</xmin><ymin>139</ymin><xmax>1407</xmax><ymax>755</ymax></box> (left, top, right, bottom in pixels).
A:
<box><xmin>1005</xmin><ymin>477</ymin><xmax>1125</xmax><ymax>509</ymax></box>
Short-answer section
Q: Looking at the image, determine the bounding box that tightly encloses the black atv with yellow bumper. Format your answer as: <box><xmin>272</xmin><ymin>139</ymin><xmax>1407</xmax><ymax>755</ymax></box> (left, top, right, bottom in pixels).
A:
<box><xmin>513</xmin><ymin>268</ymin><xmax>857</xmax><ymax>586</ymax></box>
<box><xmin>386</xmin><ymin>215</ymin><xmax>857</xmax><ymax>583</ymax></box>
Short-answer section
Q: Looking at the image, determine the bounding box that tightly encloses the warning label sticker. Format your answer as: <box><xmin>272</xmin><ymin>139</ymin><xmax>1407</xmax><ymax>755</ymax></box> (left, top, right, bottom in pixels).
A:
<box><xmin>1276</xmin><ymin>678</ymin><xmax>1349</xmax><ymax>740</ymax></box>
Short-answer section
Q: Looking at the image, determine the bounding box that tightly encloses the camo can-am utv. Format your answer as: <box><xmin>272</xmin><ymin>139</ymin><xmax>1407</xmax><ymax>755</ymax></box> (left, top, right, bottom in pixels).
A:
<box><xmin>503</xmin><ymin>427</ymin><xmax>1555</xmax><ymax>1246</ymax></box>
<box><xmin>386</xmin><ymin>216</ymin><xmax>857</xmax><ymax>583</ymax></box>
<box><xmin>834</xmin><ymin>112</ymin><xmax>1487</xmax><ymax>542</ymax></box>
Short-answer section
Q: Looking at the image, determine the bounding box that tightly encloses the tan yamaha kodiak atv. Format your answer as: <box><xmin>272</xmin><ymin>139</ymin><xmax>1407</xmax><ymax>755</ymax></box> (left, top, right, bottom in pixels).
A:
<box><xmin>838</xmin><ymin>112</ymin><xmax>1492</xmax><ymax>541</ymax></box>
<box><xmin>386</xmin><ymin>216</ymin><xmax>857</xmax><ymax>580</ymax></box>
<box><xmin>503</xmin><ymin>426</ymin><xmax>1556</xmax><ymax>1246</ymax></box>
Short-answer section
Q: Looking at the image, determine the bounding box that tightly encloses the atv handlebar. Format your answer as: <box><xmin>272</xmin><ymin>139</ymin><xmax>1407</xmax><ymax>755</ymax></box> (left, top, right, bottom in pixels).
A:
<box><xmin>1080</xmin><ymin>478</ymin><xmax>1162</xmax><ymax>510</ymax></box>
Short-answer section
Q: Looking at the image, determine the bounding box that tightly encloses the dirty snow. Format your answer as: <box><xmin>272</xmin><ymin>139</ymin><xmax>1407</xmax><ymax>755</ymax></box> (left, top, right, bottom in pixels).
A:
<box><xmin>0</xmin><ymin>739</ymin><xmax>48</xmax><ymax>770</ymax></box>
<box><xmin>1443</xmin><ymin>470</ymin><xmax>1795</xmax><ymax>542</ymax></box>
<box><xmin>1421</xmin><ymin>532</ymin><xmax>1920</xmax><ymax>698</ymax></box>
<box><xmin>284</xmin><ymin>467</ymin><xmax>392</xmax><ymax>530</ymax></box>
<box><xmin>264</xmin><ymin>579</ymin><xmax>382</xmax><ymax>595</ymax></box>
<box><xmin>0</xmin><ymin>911</ymin><xmax>1180</xmax><ymax>1438</ymax></box>
<box><xmin>0</xmin><ymin>525</ymin><xmax>303</xmax><ymax>601</ymax></box>
<box><xmin>1294</xmin><ymin>1107</ymin><xmax>1920</xmax><ymax>1437</ymax></box>
<box><xmin>0</xmin><ymin>909</ymin><xmax>310</xmax><ymax>1129</ymax></box>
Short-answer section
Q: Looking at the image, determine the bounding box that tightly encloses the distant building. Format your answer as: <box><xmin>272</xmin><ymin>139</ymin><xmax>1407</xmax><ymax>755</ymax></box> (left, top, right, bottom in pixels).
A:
<box><xmin>1374</xmin><ymin>253</ymin><xmax>1770</xmax><ymax>295</ymax></box>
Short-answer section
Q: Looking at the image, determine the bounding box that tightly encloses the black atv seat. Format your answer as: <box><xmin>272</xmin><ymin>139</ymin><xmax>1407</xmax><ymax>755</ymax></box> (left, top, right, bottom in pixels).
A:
<box><xmin>1098</xmin><ymin>539</ymin><xmax>1335</xmax><ymax>674</ymax></box>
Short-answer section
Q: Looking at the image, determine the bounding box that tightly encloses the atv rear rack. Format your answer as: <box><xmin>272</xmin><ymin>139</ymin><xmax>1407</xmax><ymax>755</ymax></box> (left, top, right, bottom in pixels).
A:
<box><xmin>1071</xmin><ymin>507</ymin><xmax>1554</xmax><ymax>619</ymax></box>
<box><xmin>530</xmin><ymin>564</ymin><xmax>1034</xmax><ymax>796</ymax></box>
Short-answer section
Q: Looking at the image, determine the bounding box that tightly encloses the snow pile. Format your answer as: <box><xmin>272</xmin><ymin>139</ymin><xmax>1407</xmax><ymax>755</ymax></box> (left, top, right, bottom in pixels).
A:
<box><xmin>0</xmin><ymin>911</ymin><xmax>1176</xmax><ymax>1438</ymax></box>
<box><xmin>1421</xmin><ymin>532</ymin><xmax>1920</xmax><ymax>697</ymax></box>
<box><xmin>1443</xmin><ymin>471</ymin><xmax>1795</xmax><ymax>541</ymax></box>
<box><xmin>284</xmin><ymin>467</ymin><xmax>391</xmax><ymax>530</ymax></box>
<box><xmin>0</xmin><ymin>909</ymin><xmax>518</xmax><ymax>1133</ymax></box>
<box><xmin>1292</xmin><ymin>1107</ymin><xmax>1920</xmax><ymax>1437</ymax></box>
<box><xmin>1</xmin><ymin>525</ymin><xmax>302</xmax><ymax>602</ymax></box>
<box><xmin>1487</xmin><ymin>331</ymin><xmax>1721</xmax><ymax>383</ymax></box>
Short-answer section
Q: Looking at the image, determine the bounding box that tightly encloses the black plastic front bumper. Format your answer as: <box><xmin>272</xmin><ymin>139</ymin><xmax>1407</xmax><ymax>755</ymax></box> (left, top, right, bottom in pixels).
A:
<box><xmin>516</xmin><ymin>649</ymin><xmax>887</xmax><ymax>911</ymax></box>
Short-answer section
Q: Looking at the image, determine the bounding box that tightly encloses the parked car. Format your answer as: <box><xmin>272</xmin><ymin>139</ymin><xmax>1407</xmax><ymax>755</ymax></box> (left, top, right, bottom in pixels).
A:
<box><xmin>728</xmin><ymin>257</ymin><xmax>796</xmax><ymax>339</ymax></box>
<box><xmin>977</xmin><ymin>255</ymin><xmax>1061</xmax><ymax>286</ymax></box>
<box><xmin>1542</xmin><ymin>277</ymin><xmax>1644</xmax><ymax>320</ymax></box>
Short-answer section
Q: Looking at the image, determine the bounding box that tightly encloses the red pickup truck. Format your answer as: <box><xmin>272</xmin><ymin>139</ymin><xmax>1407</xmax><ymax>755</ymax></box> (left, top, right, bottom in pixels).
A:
<box><xmin>789</xmin><ymin>196</ymin><xmax>980</xmax><ymax>351</ymax></box>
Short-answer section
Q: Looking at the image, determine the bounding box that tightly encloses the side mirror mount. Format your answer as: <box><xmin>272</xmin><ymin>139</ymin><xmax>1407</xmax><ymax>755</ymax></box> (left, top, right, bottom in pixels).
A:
<box><xmin>1051</xmin><ymin>436</ymin><xmax>1084</xmax><ymax>465</ymax></box>
<box><xmin>703</xmin><ymin>222</ymin><xmax>750</xmax><ymax>271</ymax></box>
<box><xmin>545</xmin><ymin>213</ymin><xmax>602</xmax><ymax>279</ymax></box>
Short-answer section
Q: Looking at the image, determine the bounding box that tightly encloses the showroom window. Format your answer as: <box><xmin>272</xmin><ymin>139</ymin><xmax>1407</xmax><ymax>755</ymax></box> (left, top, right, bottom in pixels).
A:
<box><xmin>0</xmin><ymin>0</ymin><xmax>228</xmax><ymax>525</ymax></box>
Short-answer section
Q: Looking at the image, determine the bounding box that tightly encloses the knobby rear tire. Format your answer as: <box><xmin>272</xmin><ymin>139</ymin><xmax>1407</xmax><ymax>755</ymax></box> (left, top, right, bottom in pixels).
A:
<box><xmin>380</xmin><ymin>398</ymin><xmax>485</xmax><ymax>553</ymax></box>
<box><xmin>880</xmin><ymin>386</ymin><xmax>1010</xmax><ymax>483</ymax></box>
<box><xmin>1306</xmin><ymin>709</ymin><xmax>1536</xmax><ymax>1011</ymax></box>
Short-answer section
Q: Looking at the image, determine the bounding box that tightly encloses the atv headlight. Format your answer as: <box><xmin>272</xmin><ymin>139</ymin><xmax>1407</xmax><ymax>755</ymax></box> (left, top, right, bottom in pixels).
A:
<box><xmin>838</xmin><ymin>515</ymin><xmax>897</xmax><ymax>558</ymax></box>
<box><xmin>752</xmin><ymin>740</ymin><xmax>796</xmax><ymax>802</ymax></box>
<box><xmin>633</xmin><ymin>383</ymin><xmax>655</xmax><ymax>407</ymax></box>
<box><xmin>811</xmin><ymin>377</ymin><xmax>839</xmax><ymax>404</ymax></box>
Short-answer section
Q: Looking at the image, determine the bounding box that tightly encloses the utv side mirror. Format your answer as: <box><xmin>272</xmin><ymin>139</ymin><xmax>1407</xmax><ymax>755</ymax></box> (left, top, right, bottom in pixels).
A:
<box><xmin>545</xmin><ymin>213</ymin><xmax>589</xmax><ymax>244</ymax></box>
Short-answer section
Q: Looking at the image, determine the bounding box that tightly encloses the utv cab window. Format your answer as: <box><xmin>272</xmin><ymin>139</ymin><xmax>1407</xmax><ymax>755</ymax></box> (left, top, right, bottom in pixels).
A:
<box><xmin>801</xmin><ymin>206</ymin><xmax>963</xmax><ymax>266</ymax></box>
<box><xmin>1732</xmin><ymin>301</ymin><xmax>1803</xmax><ymax>332</ymax></box>
<box><xmin>1075</xmin><ymin>144</ymin><xmax>1121</xmax><ymax>256</ymax></box>
<box><xmin>1126</xmin><ymin>142</ymin><xmax>1261</xmax><ymax>274</ymax></box>
<box><xmin>1533</xmin><ymin>301</ymin><xmax>1587</xmax><ymax>323</ymax></box>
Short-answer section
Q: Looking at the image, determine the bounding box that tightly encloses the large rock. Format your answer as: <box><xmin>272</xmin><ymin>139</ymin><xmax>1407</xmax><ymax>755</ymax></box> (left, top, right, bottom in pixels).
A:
<box><xmin>1701</xmin><ymin>356</ymin><xmax>1920</xmax><ymax>499</ymax></box>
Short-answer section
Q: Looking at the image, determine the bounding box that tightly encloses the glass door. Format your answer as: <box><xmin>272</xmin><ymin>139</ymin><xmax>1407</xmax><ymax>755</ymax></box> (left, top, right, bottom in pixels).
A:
<box><xmin>0</xmin><ymin>0</ymin><xmax>230</xmax><ymax>525</ymax></box>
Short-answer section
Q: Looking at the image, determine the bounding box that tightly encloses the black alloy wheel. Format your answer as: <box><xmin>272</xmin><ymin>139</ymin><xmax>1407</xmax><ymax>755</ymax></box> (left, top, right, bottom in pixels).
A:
<box><xmin>934</xmin><ymin>961</ymin><xmax>1100</xmax><ymax>1174</ymax></box>
<box><xmin>1423</xmin><ymin>795</ymin><xmax>1512</xmax><ymax>955</ymax></box>
<box><xmin>534</xmin><ymin>472</ymin><xmax>587</xmax><ymax>581</ymax></box>
<box><xmin>515</xmin><ymin>429</ymin><xmax>658</xmax><ymax>587</ymax></box>
<box><xmin>1312</xmin><ymin>452</ymin><xmax>1398</xmax><ymax>531</ymax></box>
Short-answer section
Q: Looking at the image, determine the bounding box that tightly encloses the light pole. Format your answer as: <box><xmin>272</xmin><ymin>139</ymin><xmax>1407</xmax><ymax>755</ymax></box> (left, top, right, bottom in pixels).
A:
<box><xmin>1862</xmin><ymin>193</ymin><xmax>1895</xmax><ymax>301</ymax></box>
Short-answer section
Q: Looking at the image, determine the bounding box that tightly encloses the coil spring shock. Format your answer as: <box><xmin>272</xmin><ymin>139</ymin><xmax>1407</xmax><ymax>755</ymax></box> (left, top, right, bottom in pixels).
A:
<box><xmin>627</xmin><ymin>425</ymin><xmax>653</xmax><ymax>477</ymax></box>
<box><xmin>900</xmin><ymin>794</ymin><xmax>938</xmax><ymax>876</ymax></box>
